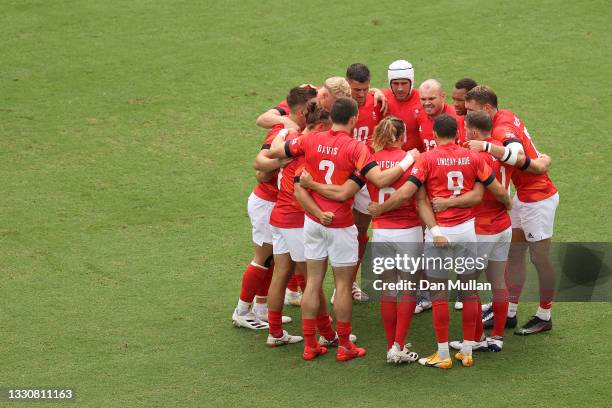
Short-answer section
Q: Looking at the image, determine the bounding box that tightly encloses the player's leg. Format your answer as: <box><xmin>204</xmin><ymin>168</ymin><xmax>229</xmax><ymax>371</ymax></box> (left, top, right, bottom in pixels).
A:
<box><xmin>418</xmin><ymin>228</ymin><xmax>452</xmax><ymax>369</ymax></box>
<box><xmin>485</xmin><ymin>260</ymin><xmax>509</xmax><ymax>350</ymax></box>
<box><xmin>233</xmin><ymin>193</ymin><xmax>274</xmax><ymax>329</ymax></box>
<box><xmin>328</xmin><ymin>224</ymin><xmax>365</xmax><ymax>361</ymax></box>
<box><xmin>391</xmin><ymin>230</ymin><xmax>421</xmax><ymax>363</ymax></box>
<box><xmin>266</xmin><ymin>251</ymin><xmax>302</xmax><ymax>346</ymax></box>
<box><xmin>301</xmin><ymin>218</ymin><xmax>329</xmax><ymax>360</ymax></box>
<box><xmin>505</xmin><ymin>228</ymin><xmax>528</xmax><ymax>322</ymax></box>
<box><xmin>351</xmin><ymin>204</ymin><xmax>371</xmax><ymax>301</ymax></box>
<box><xmin>454</xmin><ymin>234</ymin><xmax>479</xmax><ymax>368</ymax></box>
<box><xmin>504</xmin><ymin>195</ymin><xmax>527</xmax><ymax>322</ymax></box>
<box><xmin>514</xmin><ymin>192</ymin><xmax>558</xmax><ymax>335</ymax></box>
<box><xmin>252</xmin><ymin>243</ymin><xmax>281</xmax><ymax>321</ymax></box>
<box><xmin>301</xmin><ymin>259</ymin><xmax>327</xmax><ymax>359</ymax></box>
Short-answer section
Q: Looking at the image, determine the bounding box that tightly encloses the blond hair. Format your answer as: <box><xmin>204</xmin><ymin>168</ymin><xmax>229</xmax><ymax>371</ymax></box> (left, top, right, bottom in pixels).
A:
<box><xmin>372</xmin><ymin>116</ymin><xmax>405</xmax><ymax>149</ymax></box>
<box><xmin>324</xmin><ymin>76</ymin><xmax>351</xmax><ymax>98</ymax></box>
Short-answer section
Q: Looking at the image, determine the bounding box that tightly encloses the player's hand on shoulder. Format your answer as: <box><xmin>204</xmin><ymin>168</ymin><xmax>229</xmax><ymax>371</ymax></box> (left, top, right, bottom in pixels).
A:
<box><xmin>278</xmin><ymin>157</ymin><xmax>293</xmax><ymax>168</ymax></box>
<box><xmin>465</xmin><ymin>140</ymin><xmax>485</xmax><ymax>152</ymax></box>
<box><xmin>372</xmin><ymin>88</ymin><xmax>388</xmax><ymax>115</ymax></box>
<box><xmin>299</xmin><ymin>170</ymin><xmax>313</xmax><ymax>188</ymax></box>
<box><xmin>281</xmin><ymin>117</ymin><xmax>300</xmax><ymax>132</ymax></box>
<box><xmin>408</xmin><ymin>148</ymin><xmax>420</xmax><ymax>160</ymax></box>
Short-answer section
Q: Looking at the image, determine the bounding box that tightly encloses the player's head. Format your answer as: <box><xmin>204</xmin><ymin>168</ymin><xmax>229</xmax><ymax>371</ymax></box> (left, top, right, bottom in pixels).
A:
<box><xmin>330</xmin><ymin>97</ymin><xmax>359</xmax><ymax>130</ymax></box>
<box><xmin>388</xmin><ymin>60</ymin><xmax>414</xmax><ymax>101</ymax></box>
<box><xmin>346</xmin><ymin>63</ymin><xmax>371</xmax><ymax>106</ymax></box>
<box><xmin>419</xmin><ymin>79</ymin><xmax>446</xmax><ymax>117</ymax></box>
<box><xmin>372</xmin><ymin>116</ymin><xmax>405</xmax><ymax>149</ymax></box>
<box><xmin>319</xmin><ymin>77</ymin><xmax>351</xmax><ymax>111</ymax></box>
<box><xmin>452</xmin><ymin>78</ymin><xmax>477</xmax><ymax>116</ymax></box>
<box><xmin>465</xmin><ymin>111</ymin><xmax>493</xmax><ymax>141</ymax></box>
<box><xmin>432</xmin><ymin>114</ymin><xmax>457</xmax><ymax>143</ymax></box>
<box><xmin>304</xmin><ymin>100</ymin><xmax>332</xmax><ymax>132</ymax></box>
<box><xmin>464</xmin><ymin>85</ymin><xmax>498</xmax><ymax>119</ymax></box>
<box><xmin>287</xmin><ymin>86</ymin><xmax>318</xmax><ymax>129</ymax></box>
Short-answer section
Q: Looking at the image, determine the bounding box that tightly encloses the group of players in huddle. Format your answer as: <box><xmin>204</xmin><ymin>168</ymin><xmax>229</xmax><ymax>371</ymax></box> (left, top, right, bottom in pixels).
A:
<box><xmin>231</xmin><ymin>60</ymin><xmax>559</xmax><ymax>368</ymax></box>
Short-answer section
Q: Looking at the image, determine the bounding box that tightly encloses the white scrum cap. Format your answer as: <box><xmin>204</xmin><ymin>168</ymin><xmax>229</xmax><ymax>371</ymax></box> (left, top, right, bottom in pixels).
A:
<box><xmin>387</xmin><ymin>60</ymin><xmax>414</xmax><ymax>87</ymax></box>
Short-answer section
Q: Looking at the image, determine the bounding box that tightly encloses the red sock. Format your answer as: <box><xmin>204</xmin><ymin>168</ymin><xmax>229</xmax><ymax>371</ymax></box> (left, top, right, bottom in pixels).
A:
<box><xmin>287</xmin><ymin>275</ymin><xmax>298</xmax><ymax>292</ymax></box>
<box><xmin>302</xmin><ymin>318</ymin><xmax>317</xmax><ymax>348</ymax></box>
<box><xmin>539</xmin><ymin>288</ymin><xmax>554</xmax><ymax>310</ymax></box>
<box><xmin>432</xmin><ymin>301</ymin><xmax>449</xmax><ymax>343</ymax></box>
<box><xmin>395</xmin><ymin>295</ymin><xmax>416</xmax><ymax>348</ymax></box>
<box><xmin>268</xmin><ymin>310</ymin><xmax>283</xmax><ymax>338</ymax></box>
<box><xmin>256</xmin><ymin>264</ymin><xmax>274</xmax><ymax>297</ymax></box>
<box><xmin>239</xmin><ymin>262</ymin><xmax>268</xmax><ymax>303</ymax></box>
<box><xmin>475</xmin><ymin>299</ymin><xmax>484</xmax><ymax>341</ymax></box>
<box><xmin>336</xmin><ymin>321</ymin><xmax>352</xmax><ymax>348</ymax></box>
<box><xmin>461</xmin><ymin>294</ymin><xmax>479</xmax><ymax>342</ymax></box>
<box><xmin>295</xmin><ymin>274</ymin><xmax>306</xmax><ymax>292</ymax></box>
<box><xmin>492</xmin><ymin>289</ymin><xmax>509</xmax><ymax>337</ymax></box>
<box><xmin>352</xmin><ymin>234</ymin><xmax>370</xmax><ymax>282</ymax></box>
<box><xmin>380</xmin><ymin>298</ymin><xmax>397</xmax><ymax>349</ymax></box>
<box><xmin>316</xmin><ymin>314</ymin><xmax>336</xmax><ymax>341</ymax></box>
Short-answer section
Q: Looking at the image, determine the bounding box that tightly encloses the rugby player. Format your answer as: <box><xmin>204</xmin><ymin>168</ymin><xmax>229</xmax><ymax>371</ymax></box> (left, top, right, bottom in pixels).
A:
<box><xmin>464</xmin><ymin>86</ymin><xmax>558</xmax><ymax>335</ymax></box>
<box><xmin>265</xmin><ymin>102</ymin><xmax>333</xmax><ymax>346</ymax></box>
<box><xmin>383</xmin><ymin>60</ymin><xmax>423</xmax><ymax>151</ymax></box>
<box><xmin>299</xmin><ymin>117</ymin><xmax>422</xmax><ymax>363</ymax></box>
<box><xmin>232</xmin><ymin>87</ymin><xmax>316</xmax><ymax>330</ymax></box>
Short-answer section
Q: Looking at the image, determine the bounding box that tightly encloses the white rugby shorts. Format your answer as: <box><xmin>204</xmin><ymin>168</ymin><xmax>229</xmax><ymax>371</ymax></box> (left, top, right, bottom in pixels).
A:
<box><xmin>303</xmin><ymin>217</ymin><xmax>358</xmax><ymax>267</ymax></box>
<box><xmin>352</xmin><ymin>184</ymin><xmax>371</xmax><ymax>215</ymax></box>
<box><xmin>372</xmin><ymin>226</ymin><xmax>423</xmax><ymax>273</ymax></box>
<box><xmin>271</xmin><ymin>226</ymin><xmax>305</xmax><ymax>262</ymax></box>
<box><xmin>510</xmin><ymin>192</ymin><xmax>559</xmax><ymax>242</ymax></box>
<box><xmin>424</xmin><ymin>218</ymin><xmax>477</xmax><ymax>276</ymax></box>
<box><xmin>247</xmin><ymin>192</ymin><xmax>274</xmax><ymax>246</ymax></box>
<box><xmin>476</xmin><ymin>226</ymin><xmax>512</xmax><ymax>263</ymax></box>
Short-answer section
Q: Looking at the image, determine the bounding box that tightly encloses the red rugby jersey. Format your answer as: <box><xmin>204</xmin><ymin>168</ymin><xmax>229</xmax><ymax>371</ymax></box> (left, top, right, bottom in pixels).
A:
<box><xmin>252</xmin><ymin>125</ymin><xmax>283</xmax><ymax>202</ymax></box>
<box><xmin>367</xmin><ymin>147</ymin><xmax>420</xmax><ymax>229</ymax></box>
<box><xmin>286</xmin><ymin>129</ymin><xmax>376</xmax><ymax>228</ymax></box>
<box><xmin>416</xmin><ymin>104</ymin><xmax>459</xmax><ymax>152</ymax></box>
<box><xmin>352</xmin><ymin>92</ymin><xmax>382</xmax><ymax>152</ymax></box>
<box><xmin>491</xmin><ymin>109</ymin><xmax>557</xmax><ymax>203</ymax></box>
<box><xmin>409</xmin><ymin>143</ymin><xmax>494</xmax><ymax>227</ymax></box>
<box><xmin>455</xmin><ymin>114</ymin><xmax>467</xmax><ymax>146</ymax></box>
<box><xmin>383</xmin><ymin>88</ymin><xmax>422</xmax><ymax>151</ymax></box>
<box><xmin>269</xmin><ymin>132</ymin><xmax>305</xmax><ymax>229</ymax></box>
<box><xmin>473</xmin><ymin>138</ymin><xmax>513</xmax><ymax>235</ymax></box>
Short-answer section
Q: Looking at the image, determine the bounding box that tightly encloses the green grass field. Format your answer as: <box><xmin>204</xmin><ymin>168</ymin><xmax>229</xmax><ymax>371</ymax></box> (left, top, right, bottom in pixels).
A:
<box><xmin>1</xmin><ymin>0</ymin><xmax>611</xmax><ymax>406</ymax></box>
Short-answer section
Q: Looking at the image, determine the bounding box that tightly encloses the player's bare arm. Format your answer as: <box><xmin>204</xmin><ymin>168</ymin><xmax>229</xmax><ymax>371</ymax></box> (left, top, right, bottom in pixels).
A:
<box><xmin>365</xmin><ymin>149</ymin><xmax>419</xmax><ymax>188</ymax></box>
<box><xmin>255</xmin><ymin>170</ymin><xmax>273</xmax><ymax>183</ymax></box>
<box><xmin>253</xmin><ymin>149</ymin><xmax>289</xmax><ymax>172</ymax></box>
<box><xmin>431</xmin><ymin>182</ymin><xmax>485</xmax><ymax>212</ymax></box>
<box><xmin>416</xmin><ymin>186</ymin><xmax>449</xmax><ymax>248</ymax></box>
<box><xmin>268</xmin><ymin>133</ymin><xmax>291</xmax><ymax>158</ymax></box>
<box><xmin>465</xmin><ymin>139</ymin><xmax>550</xmax><ymax>174</ymax></box>
<box><xmin>370</xmin><ymin>87</ymin><xmax>388</xmax><ymax>114</ymax></box>
<box><xmin>367</xmin><ymin>178</ymin><xmax>418</xmax><ymax>217</ymax></box>
<box><xmin>294</xmin><ymin>183</ymin><xmax>333</xmax><ymax>226</ymax></box>
<box><xmin>299</xmin><ymin>169</ymin><xmax>361</xmax><ymax>201</ymax></box>
<box><xmin>256</xmin><ymin>108</ymin><xmax>300</xmax><ymax>131</ymax></box>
